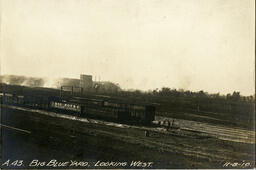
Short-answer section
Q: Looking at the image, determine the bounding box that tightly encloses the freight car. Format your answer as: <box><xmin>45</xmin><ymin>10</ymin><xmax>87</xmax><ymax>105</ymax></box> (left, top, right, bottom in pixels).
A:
<box><xmin>69</xmin><ymin>97</ymin><xmax>155</xmax><ymax>124</ymax></box>
<box><xmin>2</xmin><ymin>93</ymin><xmax>49</xmax><ymax>109</ymax></box>
<box><xmin>1</xmin><ymin>93</ymin><xmax>155</xmax><ymax>125</ymax></box>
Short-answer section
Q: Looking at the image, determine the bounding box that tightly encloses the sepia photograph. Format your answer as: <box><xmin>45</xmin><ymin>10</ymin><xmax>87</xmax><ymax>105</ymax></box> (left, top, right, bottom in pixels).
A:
<box><xmin>0</xmin><ymin>0</ymin><xmax>255</xmax><ymax>169</ymax></box>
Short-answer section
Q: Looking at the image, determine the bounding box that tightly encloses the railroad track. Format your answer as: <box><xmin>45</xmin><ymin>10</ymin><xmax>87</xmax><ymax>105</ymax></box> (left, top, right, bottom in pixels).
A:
<box><xmin>1</xmin><ymin>104</ymin><xmax>255</xmax><ymax>167</ymax></box>
<box><xmin>2</xmin><ymin>104</ymin><xmax>254</xmax><ymax>144</ymax></box>
<box><xmin>156</xmin><ymin>116</ymin><xmax>255</xmax><ymax>144</ymax></box>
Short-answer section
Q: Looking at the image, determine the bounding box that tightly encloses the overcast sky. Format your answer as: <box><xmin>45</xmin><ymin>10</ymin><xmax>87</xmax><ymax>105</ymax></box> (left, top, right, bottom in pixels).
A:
<box><xmin>0</xmin><ymin>0</ymin><xmax>255</xmax><ymax>95</ymax></box>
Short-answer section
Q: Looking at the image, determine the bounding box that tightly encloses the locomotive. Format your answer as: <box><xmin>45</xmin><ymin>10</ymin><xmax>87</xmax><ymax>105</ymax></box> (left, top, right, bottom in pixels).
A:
<box><xmin>1</xmin><ymin>93</ymin><xmax>155</xmax><ymax>125</ymax></box>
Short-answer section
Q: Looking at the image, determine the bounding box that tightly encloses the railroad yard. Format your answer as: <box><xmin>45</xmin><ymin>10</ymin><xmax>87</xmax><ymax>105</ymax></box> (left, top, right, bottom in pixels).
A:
<box><xmin>1</xmin><ymin>104</ymin><xmax>255</xmax><ymax>169</ymax></box>
<box><xmin>1</xmin><ymin>0</ymin><xmax>255</xmax><ymax>168</ymax></box>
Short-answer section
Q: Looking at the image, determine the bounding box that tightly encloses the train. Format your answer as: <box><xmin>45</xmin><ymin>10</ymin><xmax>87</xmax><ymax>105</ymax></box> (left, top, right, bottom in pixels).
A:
<box><xmin>1</xmin><ymin>93</ymin><xmax>155</xmax><ymax>125</ymax></box>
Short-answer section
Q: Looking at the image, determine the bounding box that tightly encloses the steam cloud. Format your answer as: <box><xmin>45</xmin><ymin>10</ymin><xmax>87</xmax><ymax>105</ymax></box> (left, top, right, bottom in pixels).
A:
<box><xmin>0</xmin><ymin>75</ymin><xmax>60</xmax><ymax>88</ymax></box>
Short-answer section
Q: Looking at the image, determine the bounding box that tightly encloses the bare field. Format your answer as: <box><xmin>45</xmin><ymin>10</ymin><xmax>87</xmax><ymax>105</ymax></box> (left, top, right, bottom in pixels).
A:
<box><xmin>1</xmin><ymin>105</ymin><xmax>255</xmax><ymax>169</ymax></box>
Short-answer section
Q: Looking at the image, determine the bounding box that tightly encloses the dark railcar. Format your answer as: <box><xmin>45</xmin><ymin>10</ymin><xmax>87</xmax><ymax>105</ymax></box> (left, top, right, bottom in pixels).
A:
<box><xmin>2</xmin><ymin>93</ymin><xmax>155</xmax><ymax>125</ymax></box>
<box><xmin>3</xmin><ymin>93</ymin><xmax>49</xmax><ymax>109</ymax></box>
<box><xmin>145</xmin><ymin>105</ymin><xmax>156</xmax><ymax>123</ymax></box>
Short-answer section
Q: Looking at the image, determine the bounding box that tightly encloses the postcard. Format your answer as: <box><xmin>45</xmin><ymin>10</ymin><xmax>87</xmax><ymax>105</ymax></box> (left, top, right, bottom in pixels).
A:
<box><xmin>0</xmin><ymin>0</ymin><xmax>255</xmax><ymax>169</ymax></box>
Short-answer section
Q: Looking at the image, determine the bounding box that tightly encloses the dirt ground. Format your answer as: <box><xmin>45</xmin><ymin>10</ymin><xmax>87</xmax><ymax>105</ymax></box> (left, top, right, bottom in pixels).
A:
<box><xmin>1</xmin><ymin>105</ymin><xmax>255</xmax><ymax>169</ymax></box>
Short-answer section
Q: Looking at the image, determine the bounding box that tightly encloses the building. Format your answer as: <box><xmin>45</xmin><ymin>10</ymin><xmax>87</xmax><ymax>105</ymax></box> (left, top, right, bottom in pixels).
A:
<box><xmin>80</xmin><ymin>74</ymin><xmax>93</xmax><ymax>90</ymax></box>
<box><xmin>58</xmin><ymin>74</ymin><xmax>120</xmax><ymax>94</ymax></box>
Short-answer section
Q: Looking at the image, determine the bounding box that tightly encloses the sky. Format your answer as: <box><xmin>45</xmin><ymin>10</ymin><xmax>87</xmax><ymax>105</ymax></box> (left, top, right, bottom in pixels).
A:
<box><xmin>0</xmin><ymin>0</ymin><xmax>255</xmax><ymax>95</ymax></box>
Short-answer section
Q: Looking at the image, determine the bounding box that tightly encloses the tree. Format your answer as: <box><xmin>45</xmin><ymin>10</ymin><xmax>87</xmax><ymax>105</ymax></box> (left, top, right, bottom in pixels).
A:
<box><xmin>231</xmin><ymin>91</ymin><xmax>240</xmax><ymax>101</ymax></box>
